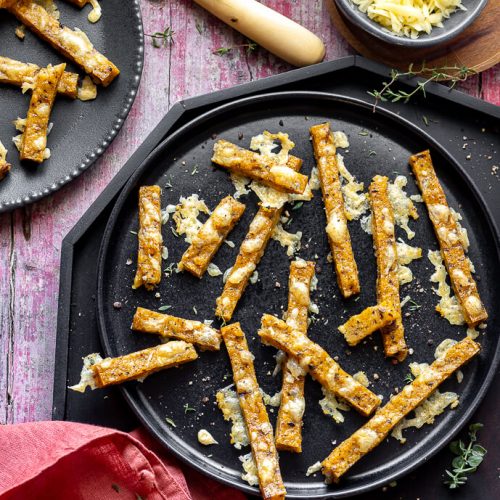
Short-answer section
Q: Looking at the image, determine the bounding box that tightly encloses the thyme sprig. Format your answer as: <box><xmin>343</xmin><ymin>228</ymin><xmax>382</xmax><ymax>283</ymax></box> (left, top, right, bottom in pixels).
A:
<box><xmin>445</xmin><ymin>423</ymin><xmax>486</xmax><ymax>489</ymax></box>
<box><xmin>369</xmin><ymin>63</ymin><xmax>476</xmax><ymax>111</ymax></box>
<box><xmin>146</xmin><ymin>27</ymin><xmax>175</xmax><ymax>48</ymax></box>
<box><xmin>213</xmin><ymin>41</ymin><xmax>257</xmax><ymax>56</ymax></box>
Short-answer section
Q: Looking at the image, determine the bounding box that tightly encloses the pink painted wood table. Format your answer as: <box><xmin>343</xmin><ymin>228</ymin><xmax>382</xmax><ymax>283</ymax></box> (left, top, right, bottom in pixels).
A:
<box><xmin>0</xmin><ymin>0</ymin><xmax>499</xmax><ymax>425</ymax></box>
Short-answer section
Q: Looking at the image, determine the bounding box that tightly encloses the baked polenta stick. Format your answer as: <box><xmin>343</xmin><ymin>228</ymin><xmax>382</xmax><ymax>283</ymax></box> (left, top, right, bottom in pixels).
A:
<box><xmin>133</xmin><ymin>186</ymin><xmax>163</xmax><ymax>290</ymax></box>
<box><xmin>212</xmin><ymin>139</ymin><xmax>308</xmax><ymax>195</ymax></box>
<box><xmin>6</xmin><ymin>0</ymin><xmax>119</xmax><ymax>86</ymax></box>
<box><xmin>179</xmin><ymin>195</ymin><xmax>246</xmax><ymax>278</ymax></box>
<box><xmin>215</xmin><ymin>156</ymin><xmax>302</xmax><ymax>321</ymax></box>
<box><xmin>0</xmin><ymin>141</ymin><xmax>10</xmax><ymax>181</ymax></box>
<box><xmin>310</xmin><ymin>123</ymin><xmax>360</xmax><ymax>297</ymax></box>
<box><xmin>275</xmin><ymin>259</ymin><xmax>315</xmax><ymax>453</ymax></box>
<box><xmin>132</xmin><ymin>307</ymin><xmax>221</xmax><ymax>351</ymax></box>
<box><xmin>70</xmin><ymin>341</ymin><xmax>198</xmax><ymax>391</ymax></box>
<box><xmin>0</xmin><ymin>56</ymin><xmax>78</xmax><ymax>98</ymax></box>
<box><xmin>20</xmin><ymin>63</ymin><xmax>65</xmax><ymax>163</ymax></box>
<box><xmin>321</xmin><ymin>337</ymin><xmax>480</xmax><ymax>482</ymax></box>
<box><xmin>369</xmin><ymin>175</ymin><xmax>408</xmax><ymax>361</ymax></box>
<box><xmin>338</xmin><ymin>302</ymin><xmax>400</xmax><ymax>347</ymax></box>
<box><xmin>409</xmin><ymin>150</ymin><xmax>487</xmax><ymax>327</ymax></box>
<box><xmin>222</xmin><ymin>323</ymin><xmax>286</xmax><ymax>500</ymax></box>
<box><xmin>258</xmin><ymin>314</ymin><xmax>381</xmax><ymax>417</ymax></box>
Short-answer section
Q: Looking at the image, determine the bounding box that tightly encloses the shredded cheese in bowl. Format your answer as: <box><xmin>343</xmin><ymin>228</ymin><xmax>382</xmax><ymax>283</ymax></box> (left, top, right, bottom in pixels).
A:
<box><xmin>351</xmin><ymin>0</ymin><xmax>467</xmax><ymax>39</ymax></box>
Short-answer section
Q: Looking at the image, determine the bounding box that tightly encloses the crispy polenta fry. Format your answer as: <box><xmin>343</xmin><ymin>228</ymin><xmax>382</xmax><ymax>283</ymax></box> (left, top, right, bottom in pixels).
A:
<box><xmin>179</xmin><ymin>195</ymin><xmax>245</xmax><ymax>278</ymax></box>
<box><xmin>310</xmin><ymin>122</ymin><xmax>360</xmax><ymax>297</ymax></box>
<box><xmin>321</xmin><ymin>337</ymin><xmax>480</xmax><ymax>482</ymax></box>
<box><xmin>70</xmin><ymin>341</ymin><xmax>198</xmax><ymax>391</ymax></box>
<box><xmin>132</xmin><ymin>307</ymin><xmax>221</xmax><ymax>351</ymax></box>
<box><xmin>20</xmin><ymin>63</ymin><xmax>65</xmax><ymax>163</ymax></box>
<box><xmin>338</xmin><ymin>302</ymin><xmax>400</xmax><ymax>347</ymax></box>
<box><xmin>369</xmin><ymin>175</ymin><xmax>408</xmax><ymax>361</ymax></box>
<box><xmin>215</xmin><ymin>156</ymin><xmax>303</xmax><ymax>321</ymax></box>
<box><xmin>7</xmin><ymin>0</ymin><xmax>119</xmax><ymax>86</ymax></box>
<box><xmin>258</xmin><ymin>314</ymin><xmax>381</xmax><ymax>417</ymax></box>
<box><xmin>212</xmin><ymin>139</ymin><xmax>308</xmax><ymax>194</ymax></box>
<box><xmin>222</xmin><ymin>323</ymin><xmax>286</xmax><ymax>500</ymax></box>
<box><xmin>0</xmin><ymin>56</ymin><xmax>78</xmax><ymax>98</ymax></box>
<box><xmin>133</xmin><ymin>186</ymin><xmax>163</xmax><ymax>290</ymax></box>
<box><xmin>275</xmin><ymin>259</ymin><xmax>315</xmax><ymax>453</ymax></box>
<box><xmin>409</xmin><ymin>150</ymin><xmax>487</xmax><ymax>327</ymax></box>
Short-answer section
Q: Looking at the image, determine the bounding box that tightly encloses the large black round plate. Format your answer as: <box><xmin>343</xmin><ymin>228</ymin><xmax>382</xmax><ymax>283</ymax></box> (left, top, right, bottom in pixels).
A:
<box><xmin>0</xmin><ymin>1</ymin><xmax>143</xmax><ymax>211</ymax></box>
<box><xmin>97</xmin><ymin>92</ymin><xmax>499</xmax><ymax>498</ymax></box>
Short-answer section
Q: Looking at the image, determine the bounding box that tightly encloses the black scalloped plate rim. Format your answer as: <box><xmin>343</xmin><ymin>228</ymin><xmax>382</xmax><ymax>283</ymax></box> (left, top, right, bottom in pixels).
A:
<box><xmin>0</xmin><ymin>0</ymin><xmax>144</xmax><ymax>213</ymax></box>
<box><xmin>96</xmin><ymin>90</ymin><xmax>500</xmax><ymax>498</ymax></box>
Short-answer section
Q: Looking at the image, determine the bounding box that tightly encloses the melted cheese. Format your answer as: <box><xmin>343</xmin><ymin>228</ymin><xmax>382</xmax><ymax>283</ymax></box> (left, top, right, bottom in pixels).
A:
<box><xmin>35</xmin><ymin>0</ymin><xmax>60</xmax><ymax>20</ymax></box>
<box><xmin>388</xmin><ymin>176</ymin><xmax>418</xmax><ymax>239</ymax></box>
<box><xmin>88</xmin><ymin>0</ymin><xmax>102</xmax><ymax>23</ymax></box>
<box><xmin>336</xmin><ymin>154</ymin><xmax>369</xmax><ymax>220</ymax></box>
<box><xmin>69</xmin><ymin>353</ymin><xmax>103</xmax><ymax>392</ymax></box>
<box><xmin>0</xmin><ymin>141</ymin><xmax>7</xmax><ymax>162</ymax></box>
<box><xmin>173</xmin><ymin>194</ymin><xmax>210</xmax><ymax>244</ymax></box>
<box><xmin>272</xmin><ymin>222</ymin><xmax>302</xmax><ymax>256</ymax></box>
<box><xmin>306</xmin><ymin>461</ymin><xmax>322</xmax><ymax>476</ymax></box>
<box><xmin>240</xmin><ymin>453</ymin><xmax>259</xmax><ymax>486</ymax></box>
<box><xmin>319</xmin><ymin>387</ymin><xmax>350</xmax><ymax>423</ymax></box>
<box><xmin>397</xmin><ymin>240</ymin><xmax>422</xmax><ymax>285</ymax></box>
<box><xmin>428</xmin><ymin>250</ymin><xmax>465</xmax><ymax>325</ymax></box>
<box><xmin>197</xmin><ymin>429</ymin><xmax>218</xmax><ymax>445</ymax></box>
<box><xmin>261</xmin><ymin>390</ymin><xmax>282</xmax><ymax>407</ymax></box>
<box><xmin>230</xmin><ymin>173</ymin><xmax>251</xmax><ymax>198</ymax></box>
<box><xmin>77</xmin><ymin>76</ymin><xmax>97</xmax><ymax>101</ymax></box>
<box><xmin>216</xmin><ymin>386</ymin><xmax>249</xmax><ymax>449</ymax></box>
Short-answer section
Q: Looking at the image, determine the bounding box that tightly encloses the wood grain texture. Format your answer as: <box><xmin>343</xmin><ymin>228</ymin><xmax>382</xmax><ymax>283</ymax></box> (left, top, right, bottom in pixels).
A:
<box><xmin>0</xmin><ymin>0</ymin><xmax>497</xmax><ymax>424</ymax></box>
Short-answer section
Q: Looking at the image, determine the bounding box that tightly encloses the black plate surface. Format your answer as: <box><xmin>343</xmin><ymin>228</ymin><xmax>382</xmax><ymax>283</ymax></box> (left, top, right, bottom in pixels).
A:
<box><xmin>97</xmin><ymin>91</ymin><xmax>499</xmax><ymax>498</ymax></box>
<box><xmin>0</xmin><ymin>0</ymin><xmax>143</xmax><ymax>211</ymax></box>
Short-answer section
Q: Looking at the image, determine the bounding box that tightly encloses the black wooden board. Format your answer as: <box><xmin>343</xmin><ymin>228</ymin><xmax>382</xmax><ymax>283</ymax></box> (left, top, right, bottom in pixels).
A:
<box><xmin>55</xmin><ymin>57</ymin><xmax>500</xmax><ymax>500</ymax></box>
<box><xmin>0</xmin><ymin>0</ymin><xmax>143</xmax><ymax>211</ymax></box>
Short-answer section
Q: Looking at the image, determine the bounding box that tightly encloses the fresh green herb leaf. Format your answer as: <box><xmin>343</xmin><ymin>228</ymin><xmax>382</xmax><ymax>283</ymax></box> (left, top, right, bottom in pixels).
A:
<box><xmin>292</xmin><ymin>201</ymin><xmax>303</xmax><ymax>211</ymax></box>
<box><xmin>444</xmin><ymin>423</ymin><xmax>486</xmax><ymax>489</ymax></box>
<box><xmin>129</xmin><ymin>230</ymin><xmax>137</xmax><ymax>235</ymax></box>
<box><xmin>146</xmin><ymin>27</ymin><xmax>175</xmax><ymax>48</ymax></box>
<box><xmin>164</xmin><ymin>262</ymin><xmax>176</xmax><ymax>278</ymax></box>
<box><xmin>165</xmin><ymin>417</ymin><xmax>176</xmax><ymax>427</ymax></box>
<box><xmin>358</xmin><ymin>129</ymin><xmax>369</xmax><ymax>136</ymax></box>
<box><xmin>213</xmin><ymin>47</ymin><xmax>231</xmax><ymax>56</ymax></box>
<box><xmin>369</xmin><ymin>64</ymin><xmax>476</xmax><ymax>111</ymax></box>
<box><xmin>158</xmin><ymin>305</ymin><xmax>172</xmax><ymax>311</ymax></box>
<box><xmin>213</xmin><ymin>41</ymin><xmax>257</xmax><ymax>56</ymax></box>
<box><xmin>404</xmin><ymin>373</ymin><xmax>414</xmax><ymax>384</ymax></box>
<box><xmin>170</xmin><ymin>226</ymin><xmax>179</xmax><ymax>238</ymax></box>
<box><xmin>422</xmin><ymin>115</ymin><xmax>429</xmax><ymax>126</ymax></box>
<box><xmin>407</xmin><ymin>299</ymin><xmax>421</xmax><ymax>311</ymax></box>
<box><xmin>184</xmin><ymin>403</ymin><xmax>196</xmax><ymax>414</ymax></box>
<box><xmin>368</xmin><ymin>150</ymin><xmax>377</xmax><ymax>157</ymax></box>
<box><xmin>191</xmin><ymin>165</ymin><xmax>199</xmax><ymax>175</ymax></box>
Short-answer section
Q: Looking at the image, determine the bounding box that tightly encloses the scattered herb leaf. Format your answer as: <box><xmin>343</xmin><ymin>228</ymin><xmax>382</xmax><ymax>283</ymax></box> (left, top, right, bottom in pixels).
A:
<box><xmin>213</xmin><ymin>41</ymin><xmax>257</xmax><ymax>56</ymax></box>
<box><xmin>422</xmin><ymin>115</ymin><xmax>429</xmax><ymax>126</ymax></box>
<box><xmin>191</xmin><ymin>165</ymin><xmax>199</xmax><ymax>175</ymax></box>
<box><xmin>165</xmin><ymin>417</ymin><xmax>176</xmax><ymax>427</ymax></box>
<box><xmin>184</xmin><ymin>403</ymin><xmax>196</xmax><ymax>414</ymax></box>
<box><xmin>368</xmin><ymin>150</ymin><xmax>377</xmax><ymax>157</ymax></box>
<box><xmin>145</xmin><ymin>27</ymin><xmax>175</xmax><ymax>48</ymax></box>
<box><xmin>408</xmin><ymin>299</ymin><xmax>421</xmax><ymax>311</ymax></box>
<box><xmin>170</xmin><ymin>226</ymin><xmax>179</xmax><ymax>238</ymax></box>
<box><xmin>158</xmin><ymin>305</ymin><xmax>172</xmax><ymax>311</ymax></box>
<box><xmin>404</xmin><ymin>373</ymin><xmax>414</xmax><ymax>384</ymax></box>
<box><xmin>129</xmin><ymin>230</ymin><xmax>137</xmax><ymax>235</ymax></box>
<box><xmin>358</xmin><ymin>130</ymin><xmax>369</xmax><ymax>136</ymax></box>
<box><xmin>193</xmin><ymin>306</ymin><xmax>198</xmax><ymax>315</ymax></box>
<box><xmin>292</xmin><ymin>201</ymin><xmax>303</xmax><ymax>211</ymax></box>
<box><xmin>445</xmin><ymin>423</ymin><xmax>486</xmax><ymax>489</ymax></box>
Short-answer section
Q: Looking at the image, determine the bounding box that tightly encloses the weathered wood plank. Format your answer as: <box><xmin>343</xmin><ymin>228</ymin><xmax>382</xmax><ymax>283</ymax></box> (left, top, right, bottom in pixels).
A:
<box><xmin>0</xmin><ymin>0</ymin><xmax>497</xmax><ymax>424</ymax></box>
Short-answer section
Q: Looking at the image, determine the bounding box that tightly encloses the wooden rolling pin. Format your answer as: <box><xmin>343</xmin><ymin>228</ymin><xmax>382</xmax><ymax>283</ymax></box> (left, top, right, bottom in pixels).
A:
<box><xmin>194</xmin><ymin>0</ymin><xmax>326</xmax><ymax>67</ymax></box>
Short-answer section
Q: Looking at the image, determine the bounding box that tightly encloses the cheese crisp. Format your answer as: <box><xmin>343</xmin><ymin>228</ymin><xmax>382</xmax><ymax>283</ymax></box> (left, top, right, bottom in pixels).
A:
<box><xmin>410</xmin><ymin>150</ymin><xmax>487</xmax><ymax>327</ymax></box>
<box><xmin>71</xmin><ymin>341</ymin><xmax>198</xmax><ymax>391</ymax></box>
<box><xmin>20</xmin><ymin>63</ymin><xmax>65</xmax><ymax>163</ymax></box>
<box><xmin>322</xmin><ymin>337</ymin><xmax>480</xmax><ymax>482</ymax></box>
<box><xmin>133</xmin><ymin>186</ymin><xmax>163</xmax><ymax>290</ymax></box>
<box><xmin>275</xmin><ymin>259</ymin><xmax>315</xmax><ymax>453</ymax></box>
<box><xmin>7</xmin><ymin>0</ymin><xmax>119</xmax><ymax>86</ymax></box>
<box><xmin>338</xmin><ymin>302</ymin><xmax>400</xmax><ymax>347</ymax></box>
<box><xmin>310</xmin><ymin>123</ymin><xmax>360</xmax><ymax>297</ymax></box>
<box><xmin>212</xmin><ymin>139</ymin><xmax>308</xmax><ymax>195</ymax></box>
<box><xmin>222</xmin><ymin>323</ymin><xmax>286</xmax><ymax>500</ymax></box>
<box><xmin>132</xmin><ymin>307</ymin><xmax>221</xmax><ymax>351</ymax></box>
<box><xmin>258</xmin><ymin>314</ymin><xmax>381</xmax><ymax>417</ymax></box>
<box><xmin>369</xmin><ymin>175</ymin><xmax>408</xmax><ymax>361</ymax></box>
<box><xmin>0</xmin><ymin>56</ymin><xmax>78</xmax><ymax>99</ymax></box>
<box><xmin>179</xmin><ymin>195</ymin><xmax>246</xmax><ymax>278</ymax></box>
<box><xmin>0</xmin><ymin>141</ymin><xmax>10</xmax><ymax>180</ymax></box>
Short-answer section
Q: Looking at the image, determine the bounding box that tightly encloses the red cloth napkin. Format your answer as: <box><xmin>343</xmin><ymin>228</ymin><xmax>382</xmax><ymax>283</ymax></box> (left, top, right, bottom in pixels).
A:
<box><xmin>0</xmin><ymin>421</ymin><xmax>246</xmax><ymax>500</ymax></box>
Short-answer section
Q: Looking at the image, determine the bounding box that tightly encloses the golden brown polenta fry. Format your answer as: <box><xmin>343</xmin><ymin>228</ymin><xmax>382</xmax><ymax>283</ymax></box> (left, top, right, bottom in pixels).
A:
<box><xmin>179</xmin><ymin>195</ymin><xmax>245</xmax><ymax>278</ymax></box>
<box><xmin>258</xmin><ymin>314</ymin><xmax>381</xmax><ymax>417</ymax></box>
<box><xmin>133</xmin><ymin>186</ymin><xmax>163</xmax><ymax>290</ymax></box>
<box><xmin>321</xmin><ymin>337</ymin><xmax>480</xmax><ymax>482</ymax></box>
<box><xmin>409</xmin><ymin>150</ymin><xmax>487</xmax><ymax>327</ymax></box>
<box><xmin>310</xmin><ymin>122</ymin><xmax>360</xmax><ymax>297</ymax></box>
<box><xmin>369</xmin><ymin>175</ymin><xmax>408</xmax><ymax>361</ymax></box>
<box><xmin>222</xmin><ymin>323</ymin><xmax>286</xmax><ymax>500</ymax></box>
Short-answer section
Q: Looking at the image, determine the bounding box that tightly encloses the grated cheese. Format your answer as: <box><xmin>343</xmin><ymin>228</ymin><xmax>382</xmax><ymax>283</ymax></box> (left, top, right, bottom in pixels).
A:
<box><xmin>77</xmin><ymin>76</ymin><xmax>97</xmax><ymax>101</ymax></box>
<box><xmin>319</xmin><ymin>387</ymin><xmax>350</xmax><ymax>423</ymax></box>
<box><xmin>69</xmin><ymin>353</ymin><xmax>103</xmax><ymax>392</ymax></box>
<box><xmin>197</xmin><ymin>429</ymin><xmax>218</xmax><ymax>445</ymax></box>
<box><xmin>387</xmin><ymin>175</ymin><xmax>419</xmax><ymax>239</ymax></box>
<box><xmin>397</xmin><ymin>240</ymin><xmax>422</xmax><ymax>285</ymax></box>
<box><xmin>428</xmin><ymin>250</ymin><xmax>464</xmax><ymax>325</ymax></box>
<box><xmin>173</xmin><ymin>194</ymin><xmax>210</xmax><ymax>244</ymax></box>
<box><xmin>15</xmin><ymin>25</ymin><xmax>26</xmax><ymax>40</ymax></box>
<box><xmin>216</xmin><ymin>386</ymin><xmax>249</xmax><ymax>449</ymax></box>
<box><xmin>240</xmin><ymin>453</ymin><xmax>259</xmax><ymax>486</ymax></box>
<box><xmin>351</xmin><ymin>0</ymin><xmax>466</xmax><ymax>40</ymax></box>
<box><xmin>261</xmin><ymin>390</ymin><xmax>282</xmax><ymax>407</ymax></box>
<box><xmin>306</xmin><ymin>461</ymin><xmax>322</xmax><ymax>476</ymax></box>
<box><xmin>207</xmin><ymin>263</ymin><xmax>222</xmax><ymax>277</ymax></box>
<box><xmin>230</xmin><ymin>173</ymin><xmax>251</xmax><ymax>198</ymax></box>
<box><xmin>337</xmin><ymin>154</ymin><xmax>369</xmax><ymax>220</ymax></box>
<box><xmin>272</xmin><ymin>222</ymin><xmax>302</xmax><ymax>257</ymax></box>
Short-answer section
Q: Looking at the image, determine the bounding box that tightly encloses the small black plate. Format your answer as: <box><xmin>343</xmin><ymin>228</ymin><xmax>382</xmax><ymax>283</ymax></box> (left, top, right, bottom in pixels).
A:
<box><xmin>97</xmin><ymin>91</ymin><xmax>499</xmax><ymax>498</ymax></box>
<box><xmin>0</xmin><ymin>0</ymin><xmax>143</xmax><ymax>211</ymax></box>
